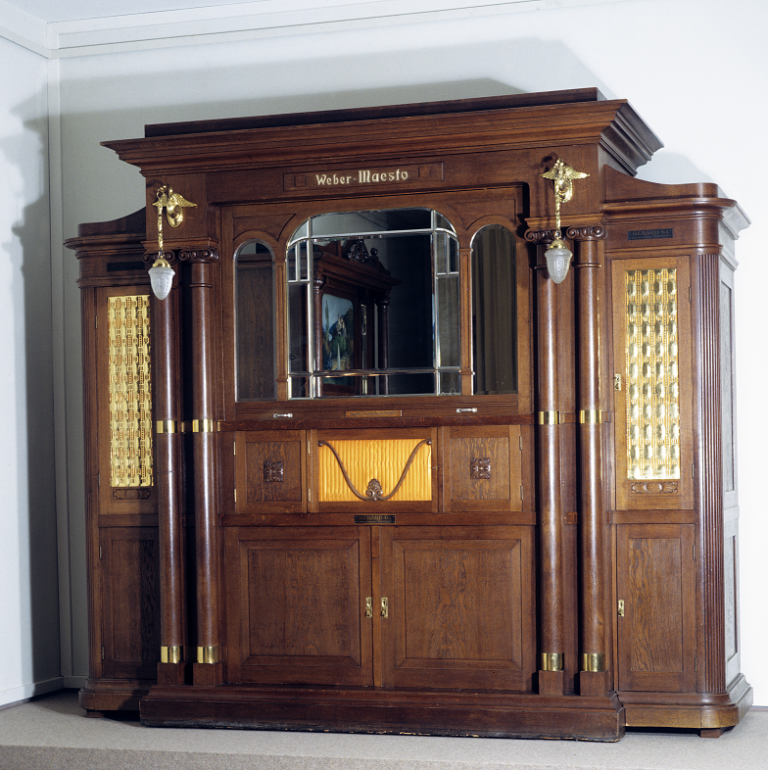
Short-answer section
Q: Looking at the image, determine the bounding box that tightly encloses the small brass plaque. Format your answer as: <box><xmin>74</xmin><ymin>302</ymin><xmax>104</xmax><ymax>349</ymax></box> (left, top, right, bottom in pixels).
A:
<box><xmin>354</xmin><ymin>515</ymin><xmax>396</xmax><ymax>524</ymax></box>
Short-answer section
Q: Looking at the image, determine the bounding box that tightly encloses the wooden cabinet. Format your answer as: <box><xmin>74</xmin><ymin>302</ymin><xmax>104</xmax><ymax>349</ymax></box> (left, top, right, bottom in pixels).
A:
<box><xmin>69</xmin><ymin>88</ymin><xmax>751</xmax><ymax>739</ymax></box>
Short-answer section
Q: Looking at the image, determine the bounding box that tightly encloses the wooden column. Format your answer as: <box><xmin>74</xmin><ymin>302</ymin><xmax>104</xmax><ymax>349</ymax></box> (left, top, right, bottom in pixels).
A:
<box><xmin>527</xmin><ymin>229</ymin><xmax>566</xmax><ymax>696</ymax></box>
<box><xmin>152</xmin><ymin>257</ymin><xmax>187</xmax><ymax>686</ymax></box>
<box><xmin>568</xmin><ymin>226</ymin><xmax>611</xmax><ymax>696</ymax></box>
<box><xmin>183</xmin><ymin>248</ymin><xmax>224</xmax><ymax>687</ymax></box>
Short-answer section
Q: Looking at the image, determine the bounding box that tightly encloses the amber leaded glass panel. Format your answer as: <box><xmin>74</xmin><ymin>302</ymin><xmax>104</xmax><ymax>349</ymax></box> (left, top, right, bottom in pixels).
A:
<box><xmin>108</xmin><ymin>295</ymin><xmax>152</xmax><ymax>487</ymax></box>
<box><xmin>624</xmin><ymin>268</ymin><xmax>680</xmax><ymax>480</ymax></box>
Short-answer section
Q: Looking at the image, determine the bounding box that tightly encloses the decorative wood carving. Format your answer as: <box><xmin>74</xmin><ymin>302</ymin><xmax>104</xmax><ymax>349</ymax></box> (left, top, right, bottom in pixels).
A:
<box><xmin>566</xmin><ymin>225</ymin><xmax>606</xmax><ymax>242</ymax></box>
<box><xmin>469</xmin><ymin>457</ymin><xmax>492</xmax><ymax>479</ymax></box>
<box><xmin>113</xmin><ymin>488</ymin><xmax>152</xmax><ymax>500</ymax></box>
<box><xmin>630</xmin><ymin>481</ymin><xmax>679</xmax><ymax>494</ymax></box>
<box><xmin>178</xmin><ymin>249</ymin><xmax>220</xmax><ymax>263</ymax></box>
<box><xmin>263</xmin><ymin>459</ymin><xmax>284</xmax><ymax>483</ymax></box>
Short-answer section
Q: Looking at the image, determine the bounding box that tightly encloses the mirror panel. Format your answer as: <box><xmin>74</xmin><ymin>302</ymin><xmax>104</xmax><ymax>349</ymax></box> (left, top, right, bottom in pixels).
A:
<box><xmin>471</xmin><ymin>225</ymin><xmax>517</xmax><ymax>395</ymax></box>
<box><xmin>236</xmin><ymin>239</ymin><xmax>276</xmax><ymax>401</ymax></box>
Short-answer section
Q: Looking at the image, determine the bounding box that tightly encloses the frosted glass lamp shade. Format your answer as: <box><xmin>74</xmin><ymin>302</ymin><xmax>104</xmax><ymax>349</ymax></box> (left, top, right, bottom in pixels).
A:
<box><xmin>149</xmin><ymin>259</ymin><xmax>175</xmax><ymax>300</ymax></box>
<box><xmin>545</xmin><ymin>243</ymin><xmax>573</xmax><ymax>284</ymax></box>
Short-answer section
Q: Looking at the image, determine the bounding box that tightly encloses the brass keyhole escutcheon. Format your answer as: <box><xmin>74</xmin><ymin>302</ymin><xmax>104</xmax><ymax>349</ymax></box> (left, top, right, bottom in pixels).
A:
<box><xmin>381</xmin><ymin>597</ymin><xmax>389</xmax><ymax>618</ymax></box>
<box><xmin>365</xmin><ymin>597</ymin><xmax>373</xmax><ymax>618</ymax></box>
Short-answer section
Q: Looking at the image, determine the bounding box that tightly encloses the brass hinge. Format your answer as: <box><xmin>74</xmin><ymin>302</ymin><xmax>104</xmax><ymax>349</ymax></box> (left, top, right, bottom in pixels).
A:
<box><xmin>381</xmin><ymin>597</ymin><xmax>389</xmax><ymax>618</ymax></box>
<box><xmin>694</xmin><ymin>655</ymin><xmax>697</xmax><ymax>671</ymax></box>
<box><xmin>365</xmin><ymin>597</ymin><xmax>373</xmax><ymax>618</ymax></box>
<box><xmin>693</xmin><ymin>543</ymin><xmax>696</xmax><ymax>561</ymax></box>
<box><xmin>519</xmin><ymin>436</ymin><xmax>523</xmax><ymax>452</ymax></box>
<box><xmin>234</xmin><ymin>488</ymin><xmax>237</xmax><ymax>503</ymax></box>
<box><xmin>233</xmin><ymin>442</ymin><xmax>236</xmax><ymax>455</ymax></box>
<box><xmin>95</xmin><ymin>315</ymin><xmax>98</xmax><ymax>330</ymax></box>
<box><xmin>618</xmin><ymin>599</ymin><xmax>625</xmax><ymax>617</ymax></box>
<box><xmin>99</xmin><ymin>545</ymin><xmax>102</xmax><ymax>560</ymax></box>
<box><xmin>520</xmin><ymin>485</ymin><xmax>524</xmax><ymax>501</ymax></box>
<box><xmin>101</xmin><ymin>646</ymin><xmax>105</xmax><ymax>660</ymax></box>
<box><xmin>97</xmin><ymin>473</ymin><xmax>101</xmax><ymax>488</ymax></box>
<box><xmin>308</xmin><ymin>488</ymin><xmax>311</xmax><ymax>502</ymax></box>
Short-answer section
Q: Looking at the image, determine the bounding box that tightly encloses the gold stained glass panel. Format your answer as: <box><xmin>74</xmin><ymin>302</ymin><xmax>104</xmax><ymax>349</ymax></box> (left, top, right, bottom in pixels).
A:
<box><xmin>108</xmin><ymin>295</ymin><xmax>152</xmax><ymax>487</ymax></box>
<box><xmin>624</xmin><ymin>268</ymin><xmax>680</xmax><ymax>480</ymax></box>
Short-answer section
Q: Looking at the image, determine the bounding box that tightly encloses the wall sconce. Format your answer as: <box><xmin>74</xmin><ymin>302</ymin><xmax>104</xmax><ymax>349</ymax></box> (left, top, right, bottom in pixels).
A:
<box><xmin>148</xmin><ymin>185</ymin><xmax>196</xmax><ymax>300</ymax></box>
<box><xmin>541</xmin><ymin>159</ymin><xmax>589</xmax><ymax>284</ymax></box>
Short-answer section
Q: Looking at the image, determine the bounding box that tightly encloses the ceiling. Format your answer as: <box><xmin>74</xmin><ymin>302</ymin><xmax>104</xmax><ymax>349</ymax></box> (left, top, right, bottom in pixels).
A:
<box><xmin>6</xmin><ymin>0</ymin><xmax>262</xmax><ymax>24</ymax></box>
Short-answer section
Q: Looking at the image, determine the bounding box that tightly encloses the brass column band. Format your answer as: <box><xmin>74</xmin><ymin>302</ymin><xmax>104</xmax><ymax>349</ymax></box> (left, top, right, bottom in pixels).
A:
<box><xmin>192</xmin><ymin>419</ymin><xmax>216</xmax><ymax>433</ymax></box>
<box><xmin>197</xmin><ymin>645</ymin><xmax>220</xmax><ymax>664</ymax></box>
<box><xmin>160</xmin><ymin>645</ymin><xmax>183</xmax><ymax>664</ymax></box>
<box><xmin>541</xmin><ymin>653</ymin><xmax>564</xmax><ymax>671</ymax></box>
<box><xmin>537</xmin><ymin>411</ymin><xmax>561</xmax><ymax>425</ymax></box>
<box><xmin>156</xmin><ymin>420</ymin><xmax>179</xmax><ymax>434</ymax></box>
<box><xmin>581</xmin><ymin>653</ymin><xmax>606</xmax><ymax>672</ymax></box>
<box><xmin>579</xmin><ymin>410</ymin><xmax>602</xmax><ymax>424</ymax></box>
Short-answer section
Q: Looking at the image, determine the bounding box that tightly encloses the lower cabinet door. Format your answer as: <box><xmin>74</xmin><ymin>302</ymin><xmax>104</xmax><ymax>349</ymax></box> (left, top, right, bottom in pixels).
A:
<box><xmin>226</xmin><ymin>526</ymin><xmax>374</xmax><ymax>686</ymax></box>
<box><xmin>379</xmin><ymin>526</ymin><xmax>535</xmax><ymax>691</ymax></box>
<box><xmin>101</xmin><ymin>526</ymin><xmax>160</xmax><ymax>680</ymax></box>
<box><xmin>616</xmin><ymin>523</ymin><xmax>696</xmax><ymax>693</ymax></box>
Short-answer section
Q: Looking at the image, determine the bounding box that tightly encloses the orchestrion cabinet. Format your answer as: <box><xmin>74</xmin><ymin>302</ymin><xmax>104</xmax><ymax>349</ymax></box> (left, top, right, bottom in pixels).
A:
<box><xmin>66</xmin><ymin>88</ymin><xmax>751</xmax><ymax>740</ymax></box>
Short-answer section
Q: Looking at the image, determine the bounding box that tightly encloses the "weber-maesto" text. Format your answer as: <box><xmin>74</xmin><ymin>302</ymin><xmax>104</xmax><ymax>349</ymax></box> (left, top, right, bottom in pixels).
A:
<box><xmin>315</xmin><ymin>169</ymin><xmax>410</xmax><ymax>186</ymax></box>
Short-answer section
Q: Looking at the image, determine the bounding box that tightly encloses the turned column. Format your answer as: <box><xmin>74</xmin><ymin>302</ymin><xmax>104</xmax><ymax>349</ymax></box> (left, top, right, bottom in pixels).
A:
<box><xmin>568</xmin><ymin>225</ymin><xmax>611</xmax><ymax>696</ymax></box>
<box><xmin>151</xmin><ymin>251</ymin><xmax>187</xmax><ymax>685</ymax></box>
<box><xmin>182</xmin><ymin>248</ymin><xmax>224</xmax><ymax>687</ymax></box>
<box><xmin>526</xmin><ymin>228</ymin><xmax>566</xmax><ymax>696</ymax></box>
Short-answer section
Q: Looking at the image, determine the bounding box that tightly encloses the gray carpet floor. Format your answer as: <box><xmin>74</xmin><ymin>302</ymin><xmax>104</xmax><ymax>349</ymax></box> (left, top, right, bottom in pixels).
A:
<box><xmin>0</xmin><ymin>690</ymin><xmax>765</xmax><ymax>770</ymax></box>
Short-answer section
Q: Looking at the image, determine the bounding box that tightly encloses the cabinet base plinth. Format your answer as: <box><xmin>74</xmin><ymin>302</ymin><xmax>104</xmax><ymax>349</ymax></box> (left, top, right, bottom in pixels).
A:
<box><xmin>140</xmin><ymin>685</ymin><xmax>625</xmax><ymax>741</ymax></box>
<box><xmin>79</xmin><ymin>679</ymin><xmax>151</xmax><ymax>714</ymax></box>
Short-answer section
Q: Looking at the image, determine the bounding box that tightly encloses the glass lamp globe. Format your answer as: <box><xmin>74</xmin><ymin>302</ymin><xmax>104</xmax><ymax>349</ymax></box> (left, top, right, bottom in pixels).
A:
<box><xmin>545</xmin><ymin>239</ymin><xmax>573</xmax><ymax>284</ymax></box>
<box><xmin>148</xmin><ymin>257</ymin><xmax>175</xmax><ymax>300</ymax></box>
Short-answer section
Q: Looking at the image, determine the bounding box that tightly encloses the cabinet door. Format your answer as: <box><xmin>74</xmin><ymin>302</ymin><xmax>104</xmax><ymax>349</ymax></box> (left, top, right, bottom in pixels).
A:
<box><xmin>379</xmin><ymin>526</ymin><xmax>535</xmax><ymax>691</ymax></box>
<box><xmin>616</xmin><ymin>523</ymin><xmax>696</xmax><ymax>693</ymax></box>
<box><xmin>226</xmin><ymin>526</ymin><xmax>373</xmax><ymax>686</ymax></box>
<box><xmin>101</xmin><ymin>527</ymin><xmax>160</xmax><ymax>680</ymax></box>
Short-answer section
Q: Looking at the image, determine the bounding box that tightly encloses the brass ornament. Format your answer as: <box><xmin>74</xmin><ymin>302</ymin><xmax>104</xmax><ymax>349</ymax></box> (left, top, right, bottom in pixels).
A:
<box><xmin>541</xmin><ymin>158</ymin><xmax>589</xmax><ymax>250</ymax></box>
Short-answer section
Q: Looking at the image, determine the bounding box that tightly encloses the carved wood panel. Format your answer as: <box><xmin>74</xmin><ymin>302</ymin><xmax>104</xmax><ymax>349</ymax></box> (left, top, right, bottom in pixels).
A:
<box><xmin>379</xmin><ymin>526</ymin><xmax>535</xmax><ymax>691</ymax></box>
<box><xmin>616</xmin><ymin>523</ymin><xmax>696</xmax><ymax>693</ymax></box>
<box><xmin>226</xmin><ymin>526</ymin><xmax>373</xmax><ymax>687</ymax></box>
<box><xmin>101</xmin><ymin>527</ymin><xmax>160</xmax><ymax>680</ymax></box>
<box><xmin>442</xmin><ymin>425</ymin><xmax>522</xmax><ymax>512</ymax></box>
<box><xmin>235</xmin><ymin>430</ymin><xmax>306</xmax><ymax>513</ymax></box>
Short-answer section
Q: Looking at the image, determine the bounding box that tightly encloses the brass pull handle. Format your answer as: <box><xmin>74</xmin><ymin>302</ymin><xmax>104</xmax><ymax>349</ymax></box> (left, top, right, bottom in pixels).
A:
<box><xmin>381</xmin><ymin>597</ymin><xmax>389</xmax><ymax>618</ymax></box>
<box><xmin>618</xmin><ymin>599</ymin><xmax>625</xmax><ymax>617</ymax></box>
<box><xmin>365</xmin><ymin>597</ymin><xmax>373</xmax><ymax>618</ymax></box>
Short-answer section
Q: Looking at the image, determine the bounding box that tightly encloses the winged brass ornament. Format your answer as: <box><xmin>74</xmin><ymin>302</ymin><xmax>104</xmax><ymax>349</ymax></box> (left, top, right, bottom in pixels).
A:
<box><xmin>541</xmin><ymin>159</ymin><xmax>589</xmax><ymax>233</ymax></box>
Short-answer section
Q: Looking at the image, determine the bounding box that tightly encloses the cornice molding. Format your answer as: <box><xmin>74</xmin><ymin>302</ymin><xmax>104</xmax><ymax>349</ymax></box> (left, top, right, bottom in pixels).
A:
<box><xmin>1</xmin><ymin>0</ymin><xmax>629</xmax><ymax>59</ymax></box>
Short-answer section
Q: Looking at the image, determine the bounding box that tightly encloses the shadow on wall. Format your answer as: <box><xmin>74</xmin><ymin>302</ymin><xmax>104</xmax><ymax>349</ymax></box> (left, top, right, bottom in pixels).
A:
<box><xmin>0</xmin><ymin>111</ymin><xmax>61</xmax><ymax>695</ymax></box>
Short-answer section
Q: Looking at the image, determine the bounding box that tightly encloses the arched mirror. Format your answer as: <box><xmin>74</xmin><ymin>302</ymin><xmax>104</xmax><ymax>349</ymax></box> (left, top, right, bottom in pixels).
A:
<box><xmin>235</xmin><ymin>239</ymin><xmax>276</xmax><ymax>401</ymax></box>
<box><xmin>471</xmin><ymin>224</ymin><xmax>517</xmax><ymax>395</ymax></box>
<box><xmin>285</xmin><ymin>208</ymin><xmax>460</xmax><ymax>398</ymax></box>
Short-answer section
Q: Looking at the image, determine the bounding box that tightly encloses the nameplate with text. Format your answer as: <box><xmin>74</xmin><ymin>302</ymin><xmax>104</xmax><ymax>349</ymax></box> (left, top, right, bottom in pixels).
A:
<box><xmin>354</xmin><ymin>515</ymin><xmax>396</xmax><ymax>524</ymax></box>
<box><xmin>284</xmin><ymin>163</ymin><xmax>443</xmax><ymax>191</ymax></box>
<box><xmin>628</xmin><ymin>228</ymin><xmax>674</xmax><ymax>241</ymax></box>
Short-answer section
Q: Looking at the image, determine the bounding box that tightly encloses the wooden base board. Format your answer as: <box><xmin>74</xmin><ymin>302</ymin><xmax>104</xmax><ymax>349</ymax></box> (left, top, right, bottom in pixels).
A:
<box><xmin>140</xmin><ymin>684</ymin><xmax>625</xmax><ymax>741</ymax></box>
<box><xmin>79</xmin><ymin>679</ymin><xmax>152</xmax><ymax>713</ymax></box>
<box><xmin>621</xmin><ymin>675</ymin><xmax>753</xmax><ymax>730</ymax></box>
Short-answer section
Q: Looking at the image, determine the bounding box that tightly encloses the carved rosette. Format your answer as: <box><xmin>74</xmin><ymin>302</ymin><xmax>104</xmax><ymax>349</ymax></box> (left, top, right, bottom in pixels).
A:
<box><xmin>469</xmin><ymin>457</ymin><xmax>492</xmax><ymax>480</ymax></box>
<box><xmin>263</xmin><ymin>460</ymin><xmax>284</xmax><ymax>484</ymax></box>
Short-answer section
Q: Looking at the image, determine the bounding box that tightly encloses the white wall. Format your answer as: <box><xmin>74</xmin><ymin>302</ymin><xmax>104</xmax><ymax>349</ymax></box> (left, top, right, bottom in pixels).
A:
<box><xmin>0</xmin><ymin>35</ymin><xmax>61</xmax><ymax>705</ymax></box>
<box><xmin>10</xmin><ymin>0</ymin><xmax>765</xmax><ymax>707</ymax></box>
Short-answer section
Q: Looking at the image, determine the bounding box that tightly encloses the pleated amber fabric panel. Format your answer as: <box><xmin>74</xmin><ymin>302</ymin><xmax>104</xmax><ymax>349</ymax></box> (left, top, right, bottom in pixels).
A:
<box><xmin>318</xmin><ymin>439</ymin><xmax>432</xmax><ymax>502</ymax></box>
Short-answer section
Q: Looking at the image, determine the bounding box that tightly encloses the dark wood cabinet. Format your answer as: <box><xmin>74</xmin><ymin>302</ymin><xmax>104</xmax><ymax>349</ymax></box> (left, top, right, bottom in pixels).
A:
<box><xmin>68</xmin><ymin>88</ymin><xmax>751</xmax><ymax>739</ymax></box>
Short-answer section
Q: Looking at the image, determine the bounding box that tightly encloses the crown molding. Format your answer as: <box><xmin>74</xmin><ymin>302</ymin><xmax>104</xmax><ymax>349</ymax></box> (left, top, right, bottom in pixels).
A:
<box><xmin>1</xmin><ymin>0</ymin><xmax>628</xmax><ymax>59</ymax></box>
